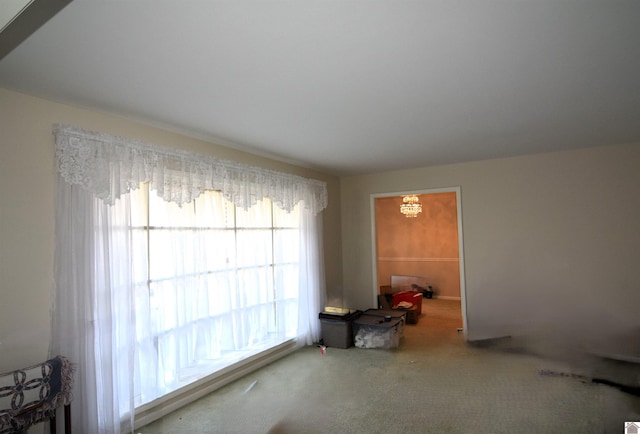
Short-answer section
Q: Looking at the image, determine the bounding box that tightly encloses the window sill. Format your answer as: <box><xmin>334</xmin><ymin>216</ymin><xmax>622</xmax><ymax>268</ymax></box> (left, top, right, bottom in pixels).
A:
<box><xmin>132</xmin><ymin>338</ymin><xmax>298</xmax><ymax>430</ymax></box>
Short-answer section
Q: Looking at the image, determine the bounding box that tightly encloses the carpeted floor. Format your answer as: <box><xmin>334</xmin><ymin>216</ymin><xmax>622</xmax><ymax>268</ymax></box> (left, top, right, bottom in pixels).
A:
<box><xmin>138</xmin><ymin>299</ymin><xmax>640</xmax><ymax>433</ymax></box>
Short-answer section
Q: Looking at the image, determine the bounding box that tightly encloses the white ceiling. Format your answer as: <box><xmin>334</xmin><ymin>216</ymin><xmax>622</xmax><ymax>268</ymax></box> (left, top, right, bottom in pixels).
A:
<box><xmin>1</xmin><ymin>1</ymin><xmax>639</xmax><ymax>176</ymax></box>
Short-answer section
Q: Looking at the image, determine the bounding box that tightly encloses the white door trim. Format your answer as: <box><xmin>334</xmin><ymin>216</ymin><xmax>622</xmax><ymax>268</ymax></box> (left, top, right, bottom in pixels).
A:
<box><xmin>370</xmin><ymin>186</ymin><xmax>469</xmax><ymax>340</ymax></box>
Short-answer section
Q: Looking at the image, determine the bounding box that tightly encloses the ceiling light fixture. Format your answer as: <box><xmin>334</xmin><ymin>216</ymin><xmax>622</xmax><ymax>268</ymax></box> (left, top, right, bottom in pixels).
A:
<box><xmin>400</xmin><ymin>195</ymin><xmax>422</xmax><ymax>218</ymax></box>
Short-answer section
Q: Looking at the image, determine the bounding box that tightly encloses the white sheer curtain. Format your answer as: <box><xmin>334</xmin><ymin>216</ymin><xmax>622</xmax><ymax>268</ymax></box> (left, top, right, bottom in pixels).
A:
<box><xmin>51</xmin><ymin>181</ymin><xmax>137</xmax><ymax>433</ymax></box>
<box><xmin>49</xmin><ymin>125</ymin><xmax>328</xmax><ymax>433</ymax></box>
<box><xmin>297</xmin><ymin>206</ymin><xmax>326</xmax><ymax>346</ymax></box>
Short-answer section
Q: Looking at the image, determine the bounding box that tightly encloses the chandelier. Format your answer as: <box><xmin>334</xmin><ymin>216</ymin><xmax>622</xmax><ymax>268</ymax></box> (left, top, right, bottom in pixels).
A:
<box><xmin>400</xmin><ymin>195</ymin><xmax>422</xmax><ymax>218</ymax></box>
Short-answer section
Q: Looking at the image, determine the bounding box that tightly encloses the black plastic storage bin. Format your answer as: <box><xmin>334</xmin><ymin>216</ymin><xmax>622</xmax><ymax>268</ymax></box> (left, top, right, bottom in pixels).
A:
<box><xmin>319</xmin><ymin>309</ymin><xmax>361</xmax><ymax>348</ymax></box>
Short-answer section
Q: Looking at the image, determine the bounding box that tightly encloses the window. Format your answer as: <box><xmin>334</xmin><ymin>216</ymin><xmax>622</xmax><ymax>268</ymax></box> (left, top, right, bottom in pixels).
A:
<box><xmin>51</xmin><ymin>125</ymin><xmax>326</xmax><ymax>433</ymax></box>
<box><xmin>130</xmin><ymin>185</ymin><xmax>301</xmax><ymax>406</ymax></box>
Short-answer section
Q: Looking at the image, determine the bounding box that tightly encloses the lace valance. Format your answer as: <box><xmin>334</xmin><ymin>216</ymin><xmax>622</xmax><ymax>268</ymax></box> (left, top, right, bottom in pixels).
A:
<box><xmin>52</xmin><ymin>124</ymin><xmax>328</xmax><ymax>214</ymax></box>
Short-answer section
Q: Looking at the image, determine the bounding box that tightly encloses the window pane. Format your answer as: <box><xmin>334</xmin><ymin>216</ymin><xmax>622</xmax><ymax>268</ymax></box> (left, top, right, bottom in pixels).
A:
<box><xmin>274</xmin><ymin>228</ymin><xmax>298</xmax><ymax>263</ymax></box>
<box><xmin>273</xmin><ymin>202</ymin><xmax>299</xmax><ymax>228</ymax></box>
<box><xmin>202</xmin><ymin>229</ymin><xmax>236</xmax><ymax>271</ymax></box>
<box><xmin>236</xmin><ymin>198</ymin><xmax>272</xmax><ymax>228</ymax></box>
<box><xmin>130</xmin><ymin>183</ymin><xmax>148</xmax><ymax>227</ymax></box>
<box><xmin>204</xmin><ymin>271</ymin><xmax>236</xmax><ymax>315</ymax></box>
<box><xmin>150</xmin><ymin>190</ymin><xmax>195</xmax><ymax>227</ymax></box>
<box><xmin>236</xmin><ymin>230</ymin><xmax>272</xmax><ymax>267</ymax></box>
<box><xmin>195</xmin><ymin>191</ymin><xmax>234</xmax><ymax>228</ymax></box>
<box><xmin>134</xmin><ymin>188</ymin><xmax>303</xmax><ymax>407</ymax></box>
<box><xmin>149</xmin><ymin>229</ymin><xmax>200</xmax><ymax>280</ymax></box>
<box><xmin>150</xmin><ymin>280</ymin><xmax>178</xmax><ymax>333</ymax></box>
<box><xmin>237</xmin><ymin>267</ymin><xmax>273</xmax><ymax>306</ymax></box>
<box><xmin>274</xmin><ymin>264</ymin><xmax>299</xmax><ymax>300</ymax></box>
<box><xmin>131</xmin><ymin>229</ymin><xmax>149</xmax><ymax>284</ymax></box>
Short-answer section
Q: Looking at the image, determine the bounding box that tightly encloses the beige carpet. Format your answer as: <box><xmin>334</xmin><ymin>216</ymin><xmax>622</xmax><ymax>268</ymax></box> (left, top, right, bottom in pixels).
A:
<box><xmin>138</xmin><ymin>299</ymin><xmax>640</xmax><ymax>433</ymax></box>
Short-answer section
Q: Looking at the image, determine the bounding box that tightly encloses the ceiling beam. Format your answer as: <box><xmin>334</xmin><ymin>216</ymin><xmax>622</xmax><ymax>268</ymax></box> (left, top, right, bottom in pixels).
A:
<box><xmin>0</xmin><ymin>0</ymin><xmax>72</xmax><ymax>61</ymax></box>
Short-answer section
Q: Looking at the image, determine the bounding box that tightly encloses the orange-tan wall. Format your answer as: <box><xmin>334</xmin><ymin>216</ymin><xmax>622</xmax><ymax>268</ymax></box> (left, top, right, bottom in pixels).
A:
<box><xmin>374</xmin><ymin>192</ymin><xmax>460</xmax><ymax>298</ymax></box>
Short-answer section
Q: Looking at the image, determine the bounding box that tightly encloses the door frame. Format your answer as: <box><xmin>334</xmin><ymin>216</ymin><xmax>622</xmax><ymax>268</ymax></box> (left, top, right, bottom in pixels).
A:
<box><xmin>369</xmin><ymin>186</ymin><xmax>469</xmax><ymax>339</ymax></box>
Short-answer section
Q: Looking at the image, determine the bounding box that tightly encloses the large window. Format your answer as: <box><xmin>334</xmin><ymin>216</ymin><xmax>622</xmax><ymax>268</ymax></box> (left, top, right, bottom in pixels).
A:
<box><xmin>130</xmin><ymin>185</ymin><xmax>301</xmax><ymax>406</ymax></box>
<box><xmin>51</xmin><ymin>125</ymin><xmax>326</xmax><ymax>433</ymax></box>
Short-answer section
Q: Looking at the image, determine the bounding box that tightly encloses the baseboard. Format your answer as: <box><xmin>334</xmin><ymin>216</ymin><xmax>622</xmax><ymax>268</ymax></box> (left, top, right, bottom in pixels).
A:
<box><xmin>133</xmin><ymin>339</ymin><xmax>298</xmax><ymax>430</ymax></box>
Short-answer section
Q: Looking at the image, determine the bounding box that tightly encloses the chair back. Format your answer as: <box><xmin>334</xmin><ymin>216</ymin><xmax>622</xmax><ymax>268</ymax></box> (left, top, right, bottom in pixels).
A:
<box><xmin>0</xmin><ymin>356</ymin><xmax>74</xmax><ymax>433</ymax></box>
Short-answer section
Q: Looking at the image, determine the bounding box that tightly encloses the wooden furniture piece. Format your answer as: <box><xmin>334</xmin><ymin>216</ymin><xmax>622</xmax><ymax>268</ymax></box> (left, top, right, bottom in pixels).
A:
<box><xmin>377</xmin><ymin>294</ymin><xmax>420</xmax><ymax>324</ymax></box>
<box><xmin>0</xmin><ymin>356</ymin><xmax>74</xmax><ymax>434</ymax></box>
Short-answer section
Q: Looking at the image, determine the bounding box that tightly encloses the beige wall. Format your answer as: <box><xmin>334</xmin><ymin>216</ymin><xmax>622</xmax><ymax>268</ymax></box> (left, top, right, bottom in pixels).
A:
<box><xmin>341</xmin><ymin>143</ymin><xmax>640</xmax><ymax>347</ymax></box>
<box><xmin>375</xmin><ymin>193</ymin><xmax>460</xmax><ymax>298</ymax></box>
<box><xmin>0</xmin><ymin>88</ymin><xmax>343</xmax><ymax>372</ymax></box>
<box><xmin>4</xmin><ymin>84</ymin><xmax>640</xmax><ymax>369</ymax></box>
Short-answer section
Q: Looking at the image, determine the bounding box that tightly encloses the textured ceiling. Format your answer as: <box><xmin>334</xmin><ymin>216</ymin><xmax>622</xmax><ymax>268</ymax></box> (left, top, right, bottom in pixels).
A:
<box><xmin>1</xmin><ymin>1</ymin><xmax>639</xmax><ymax>175</ymax></box>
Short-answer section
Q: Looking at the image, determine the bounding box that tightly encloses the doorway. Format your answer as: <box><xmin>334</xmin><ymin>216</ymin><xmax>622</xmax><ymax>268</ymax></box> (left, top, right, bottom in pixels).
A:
<box><xmin>370</xmin><ymin>186</ymin><xmax>468</xmax><ymax>338</ymax></box>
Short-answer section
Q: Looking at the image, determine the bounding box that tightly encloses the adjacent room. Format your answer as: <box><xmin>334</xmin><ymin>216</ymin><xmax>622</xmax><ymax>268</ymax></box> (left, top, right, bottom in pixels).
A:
<box><xmin>1</xmin><ymin>1</ymin><xmax>639</xmax><ymax>433</ymax></box>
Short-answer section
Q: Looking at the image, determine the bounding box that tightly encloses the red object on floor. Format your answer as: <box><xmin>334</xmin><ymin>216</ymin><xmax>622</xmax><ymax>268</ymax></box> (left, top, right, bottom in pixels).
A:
<box><xmin>392</xmin><ymin>291</ymin><xmax>423</xmax><ymax>315</ymax></box>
